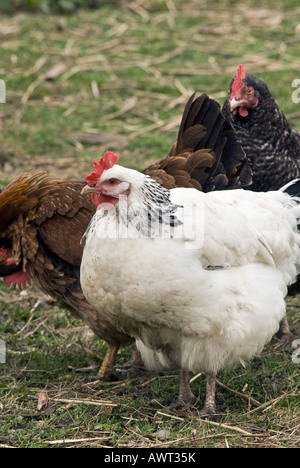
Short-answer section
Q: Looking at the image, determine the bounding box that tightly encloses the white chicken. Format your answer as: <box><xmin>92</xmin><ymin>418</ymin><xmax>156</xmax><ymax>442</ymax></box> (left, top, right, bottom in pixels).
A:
<box><xmin>80</xmin><ymin>151</ymin><xmax>300</xmax><ymax>417</ymax></box>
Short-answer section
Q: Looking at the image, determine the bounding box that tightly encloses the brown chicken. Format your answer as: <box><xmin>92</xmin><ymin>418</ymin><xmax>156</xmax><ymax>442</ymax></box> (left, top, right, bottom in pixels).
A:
<box><xmin>0</xmin><ymin>93</ymin><xmax>251</xmax><ymax>379</ymax></box>
<box><xmin>0</xmin><ymin>173</ymin><xmax>134</xmax><ymax>378</ymax></box>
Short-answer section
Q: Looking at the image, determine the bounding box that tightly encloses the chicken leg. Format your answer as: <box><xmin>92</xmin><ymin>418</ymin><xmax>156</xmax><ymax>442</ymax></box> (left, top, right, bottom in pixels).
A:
<box><xmin>178</xmin><ymin>368</ymin><xmax>197</xmax><ymax>405</ymax></box>
<box><xmin>177</xmin><ymin>369</ymin><xmax>218</xmax><ymax>419</ymax></box>
<box><xmin>276</xmin><ymin>316</ymin><xmax>296</xmax><ymax>342</ymax></box>
<box><xmin>199</xmin><ymin>373</ymin><xmax>217</xmax><ymax>418</ymax></box>
<box><xmin>98</xmin><ymin>344</ymin><xmax>119</xmax><ymax>380</ymax></box>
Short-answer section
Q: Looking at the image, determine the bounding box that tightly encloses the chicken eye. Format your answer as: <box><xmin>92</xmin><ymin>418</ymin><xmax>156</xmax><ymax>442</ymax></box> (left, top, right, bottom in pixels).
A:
<box><xmin>108</xmin><ymin>178</ymin><xmax>117</xmax><ymax>185</ymax></box>
<box><xmin>247</xmin><ymin>88</ymin><xmax>253</xmax><ymax>94</ymax></box>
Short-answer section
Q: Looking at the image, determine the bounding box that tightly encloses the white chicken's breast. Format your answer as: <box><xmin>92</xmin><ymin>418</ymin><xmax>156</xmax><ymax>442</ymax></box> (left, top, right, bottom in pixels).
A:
<box><xmin>83</xmin><ymin>235</ymin><xmax>286</xmax><ymax>372</ymax></box>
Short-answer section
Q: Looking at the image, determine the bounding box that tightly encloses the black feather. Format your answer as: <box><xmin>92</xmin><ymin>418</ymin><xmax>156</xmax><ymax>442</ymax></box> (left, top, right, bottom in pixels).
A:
<box><xmin>223</xmin><ymin>73</ymin><xmax>300</xmax><ymax>192</ymax></box>
<box><xmin>280</xmin><ymin>178</ymin><xmax>300</xmax><ymax>198</ymax></box>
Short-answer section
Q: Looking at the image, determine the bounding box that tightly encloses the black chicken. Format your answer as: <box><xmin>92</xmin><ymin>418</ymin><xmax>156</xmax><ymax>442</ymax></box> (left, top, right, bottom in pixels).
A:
<box><xmin>223</xmin><ymin>65</ymin><xmax>300</xmax><ymax>329</ymax></box>
<box><xmin>223</xmin><ymin>64</ymin><xmax>300</xmax><ymax>192</ymax></box>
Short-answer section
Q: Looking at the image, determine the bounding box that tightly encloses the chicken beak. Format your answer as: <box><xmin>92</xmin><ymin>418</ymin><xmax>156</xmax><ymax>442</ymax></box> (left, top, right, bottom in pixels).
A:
<box><xmin>229</xmin><ymin>98</ymin><xmax>245</xmax><ymax>112</ymax></box>
<box><xmin>81</xmin><ymin>185</ymin><xmax>99</xmax><ymax>195</ymax></box>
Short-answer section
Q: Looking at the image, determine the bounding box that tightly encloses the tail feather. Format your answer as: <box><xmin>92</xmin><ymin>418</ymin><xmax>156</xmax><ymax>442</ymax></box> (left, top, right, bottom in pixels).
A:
<box><xmin>143</xmin><ymin>93</ymin><xmax>252</xmax><ymax>192</ymax></box>
<box><xmin>281</xmin><ymin>179</ymin><xmax>300</xmax><ymax>234</ymax></box>
<box><xmin>280</xmin><ymin>178</ymin><xmax>300</xmax><ymax>199</ymax></box>
<box><xmin>280</xmin><ymin>179</ymin><xmax>300</xmax><ymax>296</ymax></box>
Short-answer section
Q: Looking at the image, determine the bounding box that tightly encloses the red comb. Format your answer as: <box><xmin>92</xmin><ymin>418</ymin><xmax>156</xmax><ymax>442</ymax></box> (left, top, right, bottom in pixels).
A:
<box><xmin>231</xmin><ymin>64</ymin><xmax>246</xmax><ymax>96</ymax></box>
<box><xmin>86</xmin><ymin>151</ymin><xmax>119</xmax><ymax>185</ymax></box>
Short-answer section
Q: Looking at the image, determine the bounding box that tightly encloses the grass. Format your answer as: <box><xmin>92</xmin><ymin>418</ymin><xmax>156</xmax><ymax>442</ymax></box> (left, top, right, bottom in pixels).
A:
<box><xmin>0</xmin><ymin>283</ymin><xmax>299</xmax><ymax>448</ymax></box>
<box><xmin>2</xmin><ymin>0</ymin><xmax>300</xmax><ymax>185</ymax></box>
<box><xmin>0</xmin><ymin>0</ymin><xmax>300</xmax><ymax>449</ymax></box>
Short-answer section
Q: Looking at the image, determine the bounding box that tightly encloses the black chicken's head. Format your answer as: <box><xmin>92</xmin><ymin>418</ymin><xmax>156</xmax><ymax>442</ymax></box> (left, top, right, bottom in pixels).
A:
<box><xmin>227</xmin><ymin>64</ymin><xmax>272</xmax><ymax>118</ymax></box>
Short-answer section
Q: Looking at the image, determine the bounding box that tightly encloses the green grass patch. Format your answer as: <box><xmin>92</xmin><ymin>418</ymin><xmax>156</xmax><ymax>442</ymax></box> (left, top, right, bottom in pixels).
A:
<box><xmin>0</xmin><ymin>284</ymin><xmax>299</xmax><ymax>448</ymax></box>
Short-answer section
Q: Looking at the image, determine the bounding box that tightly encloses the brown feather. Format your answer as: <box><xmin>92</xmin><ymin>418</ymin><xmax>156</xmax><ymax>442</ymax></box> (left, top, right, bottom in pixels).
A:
<box><xmin>143</xmin><ymin>93</ymin><xmax>252</xmax><ymax>192</ymax></box>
